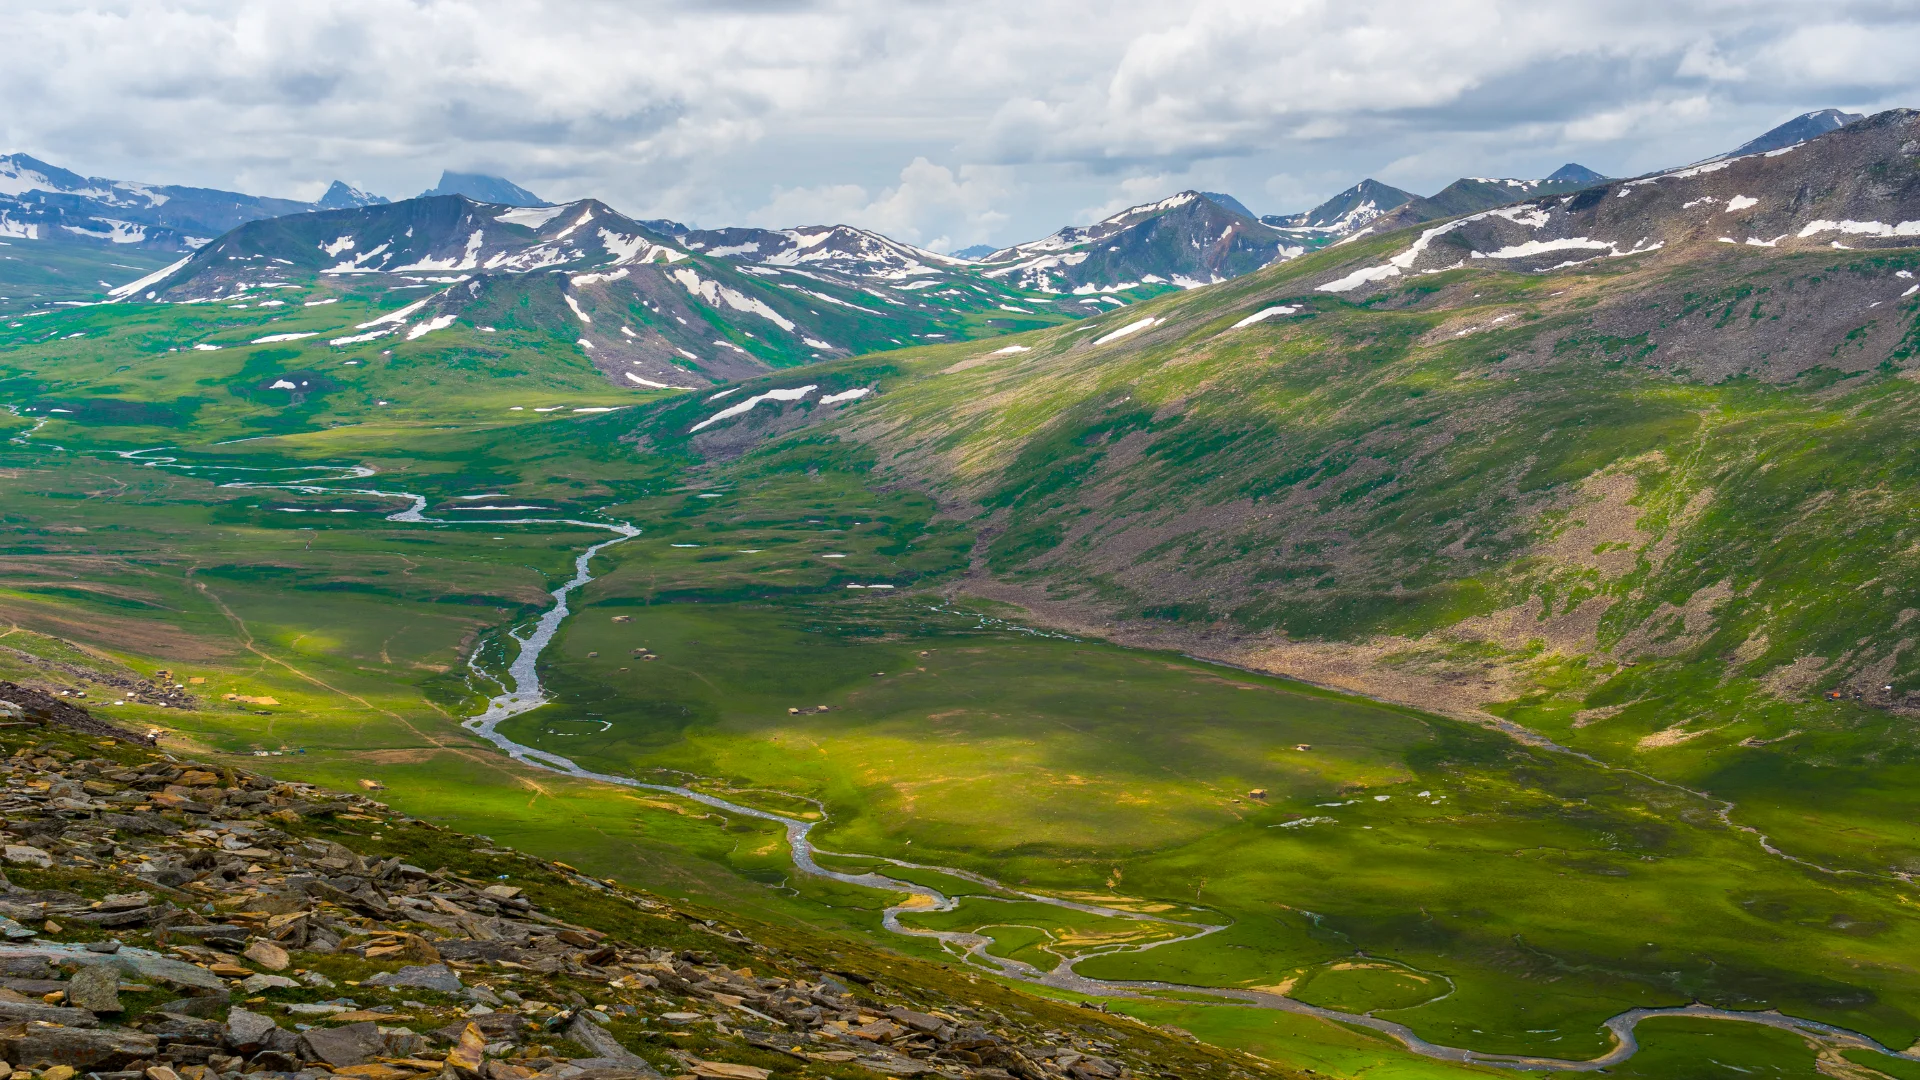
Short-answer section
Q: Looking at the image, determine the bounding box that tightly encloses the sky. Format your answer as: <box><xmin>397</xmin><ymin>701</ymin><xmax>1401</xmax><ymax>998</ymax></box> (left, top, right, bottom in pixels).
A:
<box><xmin>4</xmin><ymin>0</ymin><xmax>1919</xmax><ymax>252</ymax></box>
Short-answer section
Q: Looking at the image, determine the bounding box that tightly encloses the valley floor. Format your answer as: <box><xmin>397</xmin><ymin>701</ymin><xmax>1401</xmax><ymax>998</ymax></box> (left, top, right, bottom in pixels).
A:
<box><xmin>1</xmin><ymin>411</ymin><xmax>1917</xmax><ymax>1079</ymax></box>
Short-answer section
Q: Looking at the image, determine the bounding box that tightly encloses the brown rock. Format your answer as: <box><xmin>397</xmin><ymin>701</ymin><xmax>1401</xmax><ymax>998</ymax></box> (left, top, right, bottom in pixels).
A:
<box><xmin>363</xmin><ymin>933</ymin><xmax>439</xmax><ymax>963</ymax></box>
<box><xmin>690</xmin><ymin>1065</ymin><xmax>769</xmax><ymax>1080</ymax></box>
<box><xmin>444</xmin><ymin>1022</ymin><xmax>487</xmax><ymax>1077</ymax></box>
<box><xmin>332</xmin><ymin>1066</ymin><xmax>416</xmax><ymax>1080</ymax></box>
<box><xmin>243</xmin><ymin>940</ymin><xmax>290</xmax><ymax>971</ymax></box>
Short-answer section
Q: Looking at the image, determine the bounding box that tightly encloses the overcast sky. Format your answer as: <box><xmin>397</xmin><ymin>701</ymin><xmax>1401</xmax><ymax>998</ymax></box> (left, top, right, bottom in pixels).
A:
<box><xmin>5</xmin><ymin>0</ymin><xmax>1918</xmax><ymax>251</ymax></box>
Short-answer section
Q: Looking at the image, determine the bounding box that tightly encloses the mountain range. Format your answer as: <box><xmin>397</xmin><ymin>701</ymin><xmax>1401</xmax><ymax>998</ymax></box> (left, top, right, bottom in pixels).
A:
<box><xmin>1</xmin><ymin>107</ymin><xmax>1868</xmax><ymax>352</ymax></box>
<box><xmin>126</xmin><ymin>195</ymin><xmax>1085</xmax><ymax>385</ymax></box>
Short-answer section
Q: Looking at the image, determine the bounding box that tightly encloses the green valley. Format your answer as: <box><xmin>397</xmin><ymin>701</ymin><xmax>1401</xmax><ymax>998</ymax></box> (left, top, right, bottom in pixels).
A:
<box><xmin>3</xmin><ymin>112</ymin><xmax>1920</xmax><ymax>1079</ymax></box>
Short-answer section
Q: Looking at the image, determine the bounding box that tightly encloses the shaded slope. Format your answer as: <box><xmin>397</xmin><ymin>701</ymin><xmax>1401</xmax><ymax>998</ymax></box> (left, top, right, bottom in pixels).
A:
<box><xmin>1733</xmin><ymin>108</ymin><xmax>1866</xmax><ymax>156</ymax></box>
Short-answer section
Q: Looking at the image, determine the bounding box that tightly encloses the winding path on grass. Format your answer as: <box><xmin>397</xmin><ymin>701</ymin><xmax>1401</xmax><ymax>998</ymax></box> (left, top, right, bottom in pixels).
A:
<box><xmin>78</xmin><ymin>446</ymin><xmax>1920</xmax><ymax>1072</ymax></box>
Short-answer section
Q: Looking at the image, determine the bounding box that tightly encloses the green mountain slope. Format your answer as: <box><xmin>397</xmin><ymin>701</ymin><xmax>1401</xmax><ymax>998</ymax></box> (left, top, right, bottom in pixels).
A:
<box><xmin>626</xmin><ymin>109</ymin><xmax>1920</xmax><ymax>882</ymax></box>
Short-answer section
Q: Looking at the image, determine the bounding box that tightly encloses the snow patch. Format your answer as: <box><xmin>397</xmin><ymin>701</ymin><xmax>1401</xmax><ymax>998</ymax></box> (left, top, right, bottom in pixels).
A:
<box><xmin>1725</xmin><ymin>195</ymin><xmax>1758</xmax><ymax>212</ymax></box>
<box><xmin>691</xmin><ymin>385</ymin><xmax>817</xmax><ymax>432</ymax></box>
<box><xmin>625</xmin><ymin>372</ymin><xmax>697</xmax><ymax>390</ymax></box>
<box><xmin>357</xmin><ymin>295</ymin><xmax>433</xmax><ymax>328</ymax></box>
<box><xmin>251</xmin><ymin>332</ymin><xmax>319</xmax><ymax>344</ymax></box>
<box><xmin>670</xmin><ymin>268</ymin><xmax>796</xmax><ymax>330</ymax></box>
<box><xmin>494</xmin><ymin>206</ymin><xmax>569</xmax><ymax>228</ymax></box>
<box><xmin>571</xmin><ymin>268</ymin><xmax>629</xmax><ymax>287</ymax></box>
<box><xmin>565</xmin><ymin>294</ymin><xmax>592</xmax><ymax>323</ymax></box>
<box><xmin>597</xmin><ymin>229</ymin><xmax>686</xmax><ymax>265</ymax></box>
<box><xmin>1230</xmin><ymin>305</ymin><xmax>1299</xmax><ymax>329</ymax></box>
<box><xmin>321</xmin><ymin>236</ymin><xmax>356</xmax><ymax>257</ymax></box>
<box><xmin>405</xmin><ymin>314</ymin><xmax>457</xmax><ymax>340</ymax></box>
<box><xmin>1093</xmin><ymin>316</ymin><xmax>1163</xmax><ymax>345</ymax></box>
<box><xmin>106</xmin><ymin>255</ymin><xmax>192</xmax><ymax>300</ymax></box>
<box><xmin>1796</xmin><ymin>219</ymin><xmax>1920</xmax><ymax>239</ymax></box>
<box><xmin>820</xmin><ymin>387</ymin><xmax>872</xmax><ymax>404</ymax></box>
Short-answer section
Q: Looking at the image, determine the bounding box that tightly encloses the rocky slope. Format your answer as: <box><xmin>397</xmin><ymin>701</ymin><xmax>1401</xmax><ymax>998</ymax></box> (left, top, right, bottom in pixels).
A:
<box><xmin>0</xmin><ymin>682</ymin><xmax>1266</xmax><ymax>1080</ymax></box>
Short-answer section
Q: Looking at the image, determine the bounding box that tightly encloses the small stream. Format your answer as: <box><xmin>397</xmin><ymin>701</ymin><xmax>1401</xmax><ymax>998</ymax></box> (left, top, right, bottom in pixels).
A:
<box><xmin>68</xmin><ymin>445</ymin><xmax>1920</xmax><ymax>1071</ymax></box>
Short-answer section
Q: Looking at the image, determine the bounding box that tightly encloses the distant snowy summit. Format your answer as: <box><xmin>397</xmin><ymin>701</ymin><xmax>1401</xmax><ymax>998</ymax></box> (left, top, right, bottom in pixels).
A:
<box><xmin>418</xmin><ymin>171</ymin><xmax>549</xmax><ymax>207</ymax></box>
<box><xmin>315</xmin><ymin>181</ymin><xmax>389</xmax><ymax>210</ymax></box>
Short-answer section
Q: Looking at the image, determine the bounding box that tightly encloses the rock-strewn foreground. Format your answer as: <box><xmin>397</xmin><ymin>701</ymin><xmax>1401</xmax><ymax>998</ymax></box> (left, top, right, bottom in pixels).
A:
<box><xmin>0</xmin><ymin>683</ymin><xmax>1270</xmax><ymax>1080</ymax></box>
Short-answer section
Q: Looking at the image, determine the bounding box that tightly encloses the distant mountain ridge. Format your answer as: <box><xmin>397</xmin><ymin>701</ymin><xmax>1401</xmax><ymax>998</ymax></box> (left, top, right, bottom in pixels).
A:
<box><xmin>418</xmin><ymin>171</ymin><xmax>548</xmax><ymax>207</ymax></box>
<box><xmin>315</xmin><ymin>181</ymin><xmax>389</xmax><ymax>210</ymax></box>
<box><xmin>6</xmin><ymin>108</ymin><xmax>1847</xmax><ymax>317</ymax></box>
<box><xmin>1262</xmin><ymin>178</ymin><xmax>1418</xmax><ymax>234</ymax></box>
<box><xmin>132</xmin><ymin>193</ymin><xmax>1089</xmax><ymax>387</ymax></box>
<box><xmin>1732</xmin><ymin>109</ymin><xmax>1865</xmax><ymax>156</ymax></box>
<box><xmin>972</xmin><ymin>191</ymin><xmax>1300</xmax><ymax>295</ymax></box>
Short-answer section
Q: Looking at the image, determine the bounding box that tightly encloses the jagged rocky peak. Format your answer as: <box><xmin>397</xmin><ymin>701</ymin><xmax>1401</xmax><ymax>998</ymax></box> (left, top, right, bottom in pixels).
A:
<box><xmin>315</xmin><ymin>181</ymin><xmax>389</xmax><ymax>210</ymax></box>
<box><xmin>1731</xmin><ymin>108</ymin><xmax>1867</xmax><ymax>157</ymax></box>
<box><xmin>1264</xmin><ymin>178</ymin><xmax>1418</xmax><ymax>233</ymax></box>
<box><xmin>418</xmin><ymin>171</ymin><xmax>548</xmax><ymax>207</ymax></box>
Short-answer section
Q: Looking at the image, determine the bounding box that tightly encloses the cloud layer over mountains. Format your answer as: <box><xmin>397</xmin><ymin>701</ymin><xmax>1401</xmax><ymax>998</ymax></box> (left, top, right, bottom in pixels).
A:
<box><xmin>4</xmin><ymin>0</ymin><xmax>1918</xmax><ymax>250</ymax></box>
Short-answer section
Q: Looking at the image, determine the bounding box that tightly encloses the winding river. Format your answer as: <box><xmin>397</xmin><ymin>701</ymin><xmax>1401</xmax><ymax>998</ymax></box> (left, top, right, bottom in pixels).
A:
<box><xmin>72</xmin><ymin>446</ymin><xmax>1920</xmax><ymax>1071</ymax></box>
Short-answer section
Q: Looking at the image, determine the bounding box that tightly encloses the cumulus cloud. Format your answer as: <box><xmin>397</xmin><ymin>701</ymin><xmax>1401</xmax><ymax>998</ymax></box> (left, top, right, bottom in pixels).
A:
<box><xmin>750</xmin><ymin>159</ymin><xmax>1013</xmax><ymax>251</ymax></box>
<box><xmin>1</xmin><ymin>0</ymin><xmax>1916</xmax><ymax>245</ymax></box>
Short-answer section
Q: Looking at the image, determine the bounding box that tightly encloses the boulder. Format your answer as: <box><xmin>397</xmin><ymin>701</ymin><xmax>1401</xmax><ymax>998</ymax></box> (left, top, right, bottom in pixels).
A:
<box><xmin>444</xmin><ymin>1023</ymin><xmax>486</xmax><ymax>1077</ymax></box>
<box><xmin>364</xmin><ymin>962</ymin><xmax>460</xmax><ymax>992</ymax></box>
<box><xmin>0</xmin><ymin>1026</ymin><xmax>156</xmax><ymax>1068</ymax></box>
<box><xmin>240</xmin><ymin>973</ymin><xmax>299</xmax><ymax>993</ymax></box>
<box><xmin>64</xmin><ymin>962</ymin><xmax>121</xmax><ymax>1012</ymax></box>
<box><xmin>564</xmin><ymin>1016</ymin><xmax>646</xmax><ymax>1066</ymax></box>
<box><xmin>0</xmin><ymin>999</ymin><xmax>99</xmax><ymax>1026</ymax></box>
<box><xmin>2</xmin><ymin>846</ymin><xmax>51</xmax><ymax>868</ymax></box>
<box><xmin>242</xmin><ymin>940</ymin><xmax>289</xmax><ymax>971</ymax></box>
<box><xmin>226</xmin><ymin>1007</ymin><xmax>279</xmax><ymax>1052</ymax></box>
<box><xmin>297</xmin><ymin>1021</ymin><xmax>384</xmax><ymax>1067</ymax></box>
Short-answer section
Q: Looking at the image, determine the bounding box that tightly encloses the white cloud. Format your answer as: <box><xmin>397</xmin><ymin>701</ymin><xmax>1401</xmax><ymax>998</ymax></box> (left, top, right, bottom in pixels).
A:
<box><xmin>751</xmin><ymin>158</ymin><xmax>1013</xmax><ymax>250</ymax></box>
<box><xmin>0</xmin><ymin>0</ymin><xmax>1915</xmax><ymax>247</ymax></box>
